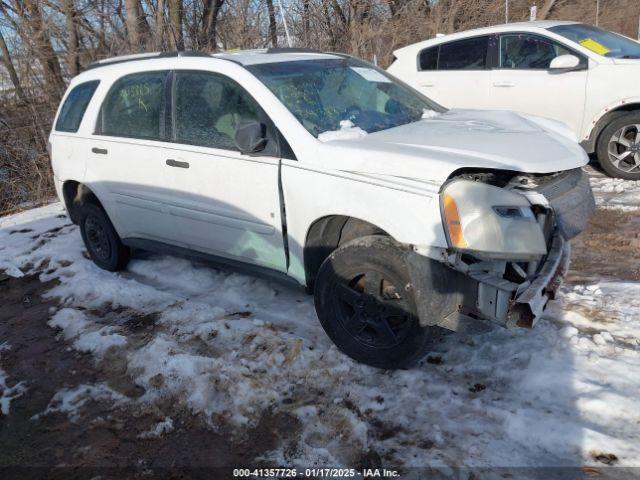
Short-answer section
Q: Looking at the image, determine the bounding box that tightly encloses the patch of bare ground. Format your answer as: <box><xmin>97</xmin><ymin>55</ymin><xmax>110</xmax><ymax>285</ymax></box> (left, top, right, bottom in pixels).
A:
<box><xmin>0</xmin><ymin>273</ymin><xmax>299</xmax><ymax>477</ymax></box>
<box><xmin>567</xmin><ymin>208</ymin><xmax>640</xmax><ymax>283</ymax></box>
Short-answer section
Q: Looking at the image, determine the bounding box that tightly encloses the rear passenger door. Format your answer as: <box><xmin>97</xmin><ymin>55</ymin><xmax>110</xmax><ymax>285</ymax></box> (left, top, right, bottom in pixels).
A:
<box><xmin>414</xmin><ymin>35</ymin><xmax>496</xmax><ymax>109</ymax></box>
<box><xmin>87</xmin><ymin>70</ymin><xmax>178</xmax><ymax>242</ymax></box>
<box><xmin>162</xmin><ymin>70</ymin><xmax>287</xmax><ymax>272</ymax></box>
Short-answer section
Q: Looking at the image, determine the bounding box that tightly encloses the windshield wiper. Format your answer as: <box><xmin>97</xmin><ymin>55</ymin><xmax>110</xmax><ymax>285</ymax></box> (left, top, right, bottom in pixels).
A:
<box><xmin>619</xmin><ymin>55</ymin><xmax>640</xmax><ymax>59</ymax></box>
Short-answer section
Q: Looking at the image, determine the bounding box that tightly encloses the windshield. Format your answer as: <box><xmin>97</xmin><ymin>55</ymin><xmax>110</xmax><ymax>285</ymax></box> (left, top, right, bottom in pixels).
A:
<box><xmin>549</xmin><ymin>24</ymin><xmax>640</xmax><ymax>59</ymax></box>
<box><xmin>246</xmin><ymin>58</ymin><xmax>444</xmax><ymax>137</ymax></box>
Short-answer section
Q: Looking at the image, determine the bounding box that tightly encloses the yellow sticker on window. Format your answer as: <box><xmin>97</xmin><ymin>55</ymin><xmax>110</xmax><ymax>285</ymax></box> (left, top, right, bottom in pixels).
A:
<box><xmin>579</xmin><ymin>38</ymin><xmax>611</xmax><ymax>55</ymax></box>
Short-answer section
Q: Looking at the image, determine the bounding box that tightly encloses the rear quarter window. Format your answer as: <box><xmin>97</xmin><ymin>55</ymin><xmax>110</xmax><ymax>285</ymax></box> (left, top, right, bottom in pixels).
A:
<box><xmin>55</xmin><ymin>80</ymin><xmax>100</xmax><ymax>133</ymax></box>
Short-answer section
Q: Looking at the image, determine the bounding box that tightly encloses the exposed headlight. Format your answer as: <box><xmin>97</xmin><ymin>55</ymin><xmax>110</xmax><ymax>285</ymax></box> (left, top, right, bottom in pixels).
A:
<box><xmin>440</xmin><ymin>180</ymin><xmax>547</xmax><ymax>259</ymax></box>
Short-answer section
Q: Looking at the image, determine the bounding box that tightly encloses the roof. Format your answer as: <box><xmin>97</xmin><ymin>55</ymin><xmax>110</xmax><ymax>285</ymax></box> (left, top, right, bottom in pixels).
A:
<box><xmin>499</xmin><ymin>20</ymin><xmax>580</xmax><ymax>28</ymax></box>
<box><xmin>213</xmin><ymin>49</ymin><xmax>341</xmax><ymax>65</ymax></box>
<box><xmin>84</xmin><ymin>48</ymin><xmax>345</xmax><ymax>72</ymax></box>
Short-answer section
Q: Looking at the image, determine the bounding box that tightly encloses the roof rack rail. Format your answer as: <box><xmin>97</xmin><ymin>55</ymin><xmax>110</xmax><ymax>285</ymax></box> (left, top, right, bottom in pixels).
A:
<box><xmin>264</xmin><ymin>47</ymin><xmax>323</xmax><ymax>54</ymax></box>
<box><xmin>84</xmin><ymin>50</ymin><xmax>213</xmax><ymax>71</ymax></box>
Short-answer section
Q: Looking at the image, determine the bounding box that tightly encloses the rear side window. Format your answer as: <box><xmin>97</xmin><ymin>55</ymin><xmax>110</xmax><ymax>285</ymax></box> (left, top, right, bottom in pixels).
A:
<box><xmin>438</xmin><ymin>36</ymin><xmax>490</xmax><ymax>70</ymax></box>
<box><xmin>99</xmin><ymin>71</ymin><xmax>168</xmax><ymax>140</ymax></box>
<box><xmin>55</xmin><ymin>81</ymin><xmax>99</xmax><ymax>132</ymax></box>
<box><xmin>419</xmin><ymin>47</ymin><xmax>438</xmax><ymax>70</ymax></box>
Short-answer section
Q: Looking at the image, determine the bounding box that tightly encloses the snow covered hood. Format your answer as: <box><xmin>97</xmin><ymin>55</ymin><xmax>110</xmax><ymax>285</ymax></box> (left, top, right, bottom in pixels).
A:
<box><xmin>312</xmin><ymin>109</ymin><xmax>588</xmax><ymax>184</ymax></box>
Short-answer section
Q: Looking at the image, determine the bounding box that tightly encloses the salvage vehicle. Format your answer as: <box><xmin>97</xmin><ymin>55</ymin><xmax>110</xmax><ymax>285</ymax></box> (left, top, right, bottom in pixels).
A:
<box><xmin>388</xmin><ymin>21</ymin><xmax>640</xmax><ymax>179</ymax></box>
<box><xmin>50</xmin><ymin>49</ymin><xmax>595</xmax><ymax>368</ymax></box>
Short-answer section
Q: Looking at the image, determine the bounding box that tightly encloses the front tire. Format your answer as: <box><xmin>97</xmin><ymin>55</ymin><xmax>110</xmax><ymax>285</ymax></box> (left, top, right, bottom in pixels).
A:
<box><xmin>596</xmin><ymin>113</ymin><xmax>640</xmax><ymax>179</ymax></box>
<box><xmin>313</xmin><ymin>235</ymin><xmax>433</xmax><ymax>369</ymax></box>
<box><xmin>79</xmin><ymin>203</ymin><xmax>130</xmax><ymax>271</ymax></box>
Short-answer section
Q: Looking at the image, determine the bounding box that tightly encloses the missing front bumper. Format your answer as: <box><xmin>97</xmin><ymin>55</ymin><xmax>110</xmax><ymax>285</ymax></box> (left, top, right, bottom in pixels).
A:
<box><xmin>472</xmin><ymin>235</ymin><xmax>570</xmax><ymax>329</ymax></box>
<box><xmin>406</xmin><ymin>234</ymin><xmax>570</xmax><ymax>333</ymax></box>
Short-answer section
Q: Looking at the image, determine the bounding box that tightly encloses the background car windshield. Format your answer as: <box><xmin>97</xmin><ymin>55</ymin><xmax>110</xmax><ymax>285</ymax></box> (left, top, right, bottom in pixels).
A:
<box><xmin>549</xmin><ymin>24</ymin><xmax>640</xmax><ymax>59</ymax></box>
<box><xmin>247</xmin><ymin>58</ymin><xmax>442</xmax><ymax>137</ymax></box>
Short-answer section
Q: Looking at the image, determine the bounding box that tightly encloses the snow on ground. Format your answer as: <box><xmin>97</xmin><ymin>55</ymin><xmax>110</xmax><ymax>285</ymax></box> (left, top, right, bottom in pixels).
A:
<box><xmin>32</xmin><ymin>383</ymin><xmax>128</xmax><ymax>423</ymax></box>
<box><xmin>587</xmin><ymin>165</ymin><xmax>640</xmax><ymax>210</ymax></box>
<box><xmin>0</xmin><ymin>183</ymin><xmax>639</xmax><ymax>469</ymax></box>
<box><xmin>0</xmin><ymin>342</ymin><xmax>27</xmax><ymax>415</ymax></box>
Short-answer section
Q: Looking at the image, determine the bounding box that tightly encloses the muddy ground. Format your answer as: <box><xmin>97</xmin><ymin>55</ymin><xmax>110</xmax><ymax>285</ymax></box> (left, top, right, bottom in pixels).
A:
<box><xmin>0</xmin><ymin>205</ymin><xmax>637</xmax><ymax>478</ymax></box>
<box><xmin>0</xmin><ymin>274</ymin><xmax>302</xmax><ymax>479</ymax></box>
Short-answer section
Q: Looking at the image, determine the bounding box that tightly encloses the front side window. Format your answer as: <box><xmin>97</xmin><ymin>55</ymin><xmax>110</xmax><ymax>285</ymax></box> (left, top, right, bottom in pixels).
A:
<box><xmin>172</xmin><ymin>71</ymin><xmax>261</xmax><ymax>150</ymax></box>
<box><xmin>500</xmin><ymin>34</ymin><xmax>574</xmax><ymax>69</ymax></box>
<box><xmin>438</xmin><ymin>36</ymin><xmax>490</xmax><ymax>70</ymax></box>
<box><xmin>55</xmin><ymin>80</ymin><xmax>99</xmax><ymax>132</ymax></box>
<box><xmin>549</xmin><ymin>24</ymin><xmax>640</xmax><ymax>59</ymax></box>
<box><xmin>100</xmin><ymin>71</ymin><xmax>167</xmax><ymax>139</ymax></box>
<box><xmin>247</xmin><ymin>58</ymin><xmax>441</xmax><ymax>137</ymax></box>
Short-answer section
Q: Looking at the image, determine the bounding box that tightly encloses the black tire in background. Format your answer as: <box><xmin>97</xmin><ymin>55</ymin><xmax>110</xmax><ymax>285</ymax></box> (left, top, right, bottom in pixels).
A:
<box><xmin>313</xmin><ymin>235</ymin><xmax>434</xmax><ymax>369</ymax></box>
<box><xmin>79</xmin><ymin>202</ymin><xmax>130</xmax><ymax>271</ymax></box>
<box><xmin>596</xmin><ymin>112</ymin><xmax>640</xmax><ymax>180</ymax></box>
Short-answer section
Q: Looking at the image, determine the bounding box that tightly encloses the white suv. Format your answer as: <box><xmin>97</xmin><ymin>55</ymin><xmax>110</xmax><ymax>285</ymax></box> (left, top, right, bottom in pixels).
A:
<box><xmin>50</xmin><ymin>49</ymin><xmax>594</xmax><ymax>368</ymax></box>
<box><xmin>389</xmin><ymin>21</ymin><xmax>640</xmax><ymax>179</ymax></box>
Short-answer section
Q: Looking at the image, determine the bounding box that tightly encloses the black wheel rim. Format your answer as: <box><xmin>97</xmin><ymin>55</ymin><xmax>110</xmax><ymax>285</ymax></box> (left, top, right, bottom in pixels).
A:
<box><xmin>333</xmin><ymin>270</ymin><xmax>414</xmax><ymax>349</ymax></box>
<box><xmin>84</xmin><ymin>215</ymin><xmax>111</xmax><ymax>261</ymax></box>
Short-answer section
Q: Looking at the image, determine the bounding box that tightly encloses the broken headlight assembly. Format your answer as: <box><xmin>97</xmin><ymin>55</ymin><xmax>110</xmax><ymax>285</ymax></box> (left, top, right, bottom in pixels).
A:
<box><xmin>440</xmin><ymin>180</ymin><xmax>547</xmax><ymax>260</ymax></box>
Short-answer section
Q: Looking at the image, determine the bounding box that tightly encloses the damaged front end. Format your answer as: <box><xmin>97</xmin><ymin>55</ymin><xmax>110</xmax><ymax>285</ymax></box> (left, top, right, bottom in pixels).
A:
<box><xmin>408</xmin><ymin>167</ymin><xmax>595</xmax><ymax>333</ymax></box>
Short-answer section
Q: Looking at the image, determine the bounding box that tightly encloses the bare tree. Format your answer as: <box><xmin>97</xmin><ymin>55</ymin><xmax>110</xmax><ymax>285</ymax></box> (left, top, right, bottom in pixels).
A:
<box><xmin>62</xmin><ymin>0</ymin><xmax>80</xmax><ymax>76</ymax></box>
<box><xmin>538</xmin><ymin>0</ymin><xmax>558</xmax><ymax>20</ymax></box>
<box><xmin>11</xmin><ymin>0</ymin><xmax>65</xmax><ymax>98</ymax></box>
<box><xmin>266</xmin><ymin>0</ymin><xmax>277</xmax><ymax>47</ymax></box>
<box><xmin>168</xmin><ymin>0</ymin><xmax>184</xmax><ymax>50</ymax></box>
<box><xmin>0</xmin><ymin>29</ymin><xmax>26</xmax><ymax>101</ymax></box>
<box><xmin>202</xmin><ymin>0</ymin><xmax>225</xmax><ymax>50</ymax></box>
<box><xmin>154</xmin><ymin>0</ymin><xmax>166</xmax><ymax>48</ymax></box>
<box><xmin>125</xmin><ymin>0</ymin><xmax>149</xmax><ymax>50</ymax></box>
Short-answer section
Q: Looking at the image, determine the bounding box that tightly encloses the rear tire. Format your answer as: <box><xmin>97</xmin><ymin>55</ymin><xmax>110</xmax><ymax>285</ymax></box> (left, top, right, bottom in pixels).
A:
<box><xmin>596</xmin><ymin>113</ymin><xmax>640</xmax><ymax>180</ymax></box>
<box><xmin>313</xmin><ymin>235</ymin><xmax>433</xmax><ymax>369</ymax></box>
<box><xmin>79</xmin><ymin>203</ymin><xmax>130</xmax><ymax>271</ymax></box>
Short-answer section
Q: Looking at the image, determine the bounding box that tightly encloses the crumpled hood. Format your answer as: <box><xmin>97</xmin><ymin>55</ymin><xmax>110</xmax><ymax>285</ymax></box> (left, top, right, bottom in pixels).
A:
<box><xmin>311</xmin><ymin>109</ymin><xmax>588</xmax><ymax>185</ymax></box>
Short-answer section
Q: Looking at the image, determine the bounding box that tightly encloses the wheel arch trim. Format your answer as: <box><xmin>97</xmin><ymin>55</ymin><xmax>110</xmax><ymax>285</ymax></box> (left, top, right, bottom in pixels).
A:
<box><xmin>302</xmin><ymin>215</ymin><xmax>391</xmax><ymax>290</ymax></box>
<box><xmin>582</xmin><ymin>98</ymin><xmax>640</xmax><ymax>153</ymax></box>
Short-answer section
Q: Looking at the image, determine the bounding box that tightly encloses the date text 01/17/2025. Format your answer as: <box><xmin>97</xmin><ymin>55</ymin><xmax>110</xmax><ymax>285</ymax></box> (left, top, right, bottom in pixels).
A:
<box><xmin>232</xmin><ymin>468</ymin><xmax>400</xmax><ymax>478</ymax></box>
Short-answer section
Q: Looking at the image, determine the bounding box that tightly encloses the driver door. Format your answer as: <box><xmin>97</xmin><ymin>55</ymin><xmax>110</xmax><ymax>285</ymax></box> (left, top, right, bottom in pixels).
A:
<box><xmin>489</xmin><ymin>33</ymin><xmax>588</xmax><ymax>134</ymax></box>
<box><xmin>161</xmin><ymin>70</ymin><xmax>287</xmax><ymax>272</ymax></box>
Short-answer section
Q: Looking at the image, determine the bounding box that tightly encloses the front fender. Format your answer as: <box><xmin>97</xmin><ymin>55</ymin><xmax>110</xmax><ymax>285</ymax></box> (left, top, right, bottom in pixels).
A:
<box><xmin>582</xmin><ymin>97</ymin><xmax>640</xmax><ymax>150</ymax></box>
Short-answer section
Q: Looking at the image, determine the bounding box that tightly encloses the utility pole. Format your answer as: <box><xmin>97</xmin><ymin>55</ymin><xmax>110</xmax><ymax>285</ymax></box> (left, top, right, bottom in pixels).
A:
<box><xmin>276</xmin><ymin>0</ymin><xmax>292</xmax><ymax>47</ymax></box>
<box><xmin>595</xmin><ymin>0</ymin><xmax>600</xmax><ymax>27</ymax></box>
<box><xmin>505</xmin><ymin>0</ymin><xmax>509</xmax><ymax>23</ymax></box>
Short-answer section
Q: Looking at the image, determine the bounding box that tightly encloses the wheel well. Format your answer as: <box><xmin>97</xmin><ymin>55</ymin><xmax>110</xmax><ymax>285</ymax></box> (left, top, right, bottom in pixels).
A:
<box><xmin>586</xmin><ymin>103</ymin><xmax>640</xmax><ymax>153</ymax></box>
<box><xmin>62</xmin><ymin>181</ymin><xmax>101</xmax><ymax>224</ymax></box>
<box><xmin>303</xmin><ymin>216</ymin><xmax>389</xmax><ymax>289</ymax></box>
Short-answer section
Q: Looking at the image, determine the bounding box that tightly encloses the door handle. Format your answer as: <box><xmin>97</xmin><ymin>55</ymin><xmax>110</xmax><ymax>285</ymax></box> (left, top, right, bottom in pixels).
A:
<box><xmin>166</xmin><ymin>159</ymin><xmax>189</xmax><ymax>169</ymax></box>
<box><xmin>91</xmin><ymin>147</ymin><xmax>108</xmax><ymax>155</ymax></box>
<box><xmin>420</xmin><ymin>82</ymin><xmax>436</xmax><ymax>87</ymax></box>
<box><xmin>493</xmin><ymin>81</ymin><xmax>515</xmax><ymax>87</ymax></box>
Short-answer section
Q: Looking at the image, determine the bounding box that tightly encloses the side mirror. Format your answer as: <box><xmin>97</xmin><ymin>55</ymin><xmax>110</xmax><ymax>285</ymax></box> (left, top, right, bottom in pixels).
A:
<box><xmin>234</xmin><ymin>120</ymin><xmax>268</xmax><ymax>154</ymax></box>
<box><xmin>549</xmin><ymin>54</ymin><xmax>581</xmax><ymax>72</ymax></box>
